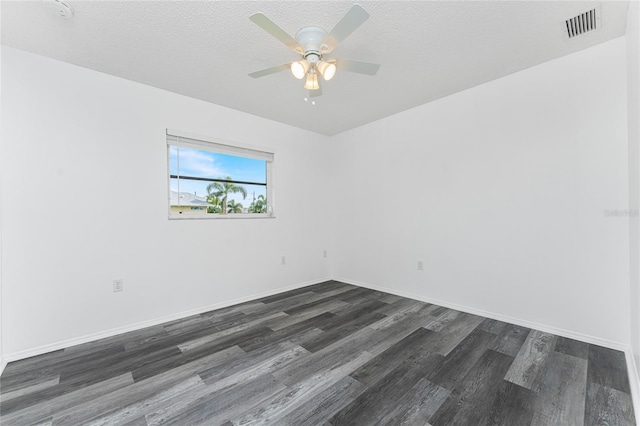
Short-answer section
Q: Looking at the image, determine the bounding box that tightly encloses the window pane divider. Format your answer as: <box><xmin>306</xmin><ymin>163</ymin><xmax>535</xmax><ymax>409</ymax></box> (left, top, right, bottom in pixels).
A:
<box><xmin>170</xmin><ymin>175</ymin><xmax>266</xmax><ymax>186</ymax></box>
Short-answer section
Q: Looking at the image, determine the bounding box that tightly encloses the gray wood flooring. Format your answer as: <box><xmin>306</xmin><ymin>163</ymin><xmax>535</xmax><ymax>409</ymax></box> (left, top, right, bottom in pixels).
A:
<box><xmin>0</xmin><ymin>281</ymin><xmax>636</xmax><ymax>425</ymax></box>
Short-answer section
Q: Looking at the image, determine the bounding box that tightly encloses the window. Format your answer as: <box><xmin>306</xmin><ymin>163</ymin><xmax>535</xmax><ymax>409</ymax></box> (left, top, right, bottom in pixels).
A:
<box><xmin>167</xmin><ymin>129</ymin><xmax>274</xmax><ymax>219</ymax></box>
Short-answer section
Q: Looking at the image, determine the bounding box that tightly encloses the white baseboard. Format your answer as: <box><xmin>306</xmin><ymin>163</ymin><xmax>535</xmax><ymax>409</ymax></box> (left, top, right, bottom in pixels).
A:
<box><xmin>0</xmin><ymin>357</ymin><xmax>6</xmax><ymax>377</ymax></box>
<box><xmin>334</xmin><ymin>276</ymin><xmax>628</xmax><ymax>351</ymax></box>
<box><xmin>2</xmin><ymin>276</ymin><xmax>331</xmax><ymax>365</ymax></box>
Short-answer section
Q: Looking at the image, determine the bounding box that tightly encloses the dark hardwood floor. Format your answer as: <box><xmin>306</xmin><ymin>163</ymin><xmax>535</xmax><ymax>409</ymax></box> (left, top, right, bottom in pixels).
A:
<box><xmin>0</xmin><ymin>281</ymin><xmax>636</xmax><ymax>425</ymax></box>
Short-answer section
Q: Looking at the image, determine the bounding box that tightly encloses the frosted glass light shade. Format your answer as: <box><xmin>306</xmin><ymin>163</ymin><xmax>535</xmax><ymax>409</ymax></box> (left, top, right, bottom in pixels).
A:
<box><xmin>290</xmin><ymin>60</ymin><xmax>309</xmax><ymax>79</ymax></box>
<box><xmin>317</xmin><ymin>61</ymin><xmax>337</xmax><ymax>81</ymax></box>
<box><xmin>304</xmin><ymin>73</ymin><xmax>319</xmax><ymax>90</ymax></box>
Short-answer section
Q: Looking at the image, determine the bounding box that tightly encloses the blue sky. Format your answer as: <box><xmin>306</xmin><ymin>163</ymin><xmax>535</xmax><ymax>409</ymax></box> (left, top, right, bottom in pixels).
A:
<box><xmin>169</xmin><ymin>146</ymin><xmax>267</xmax><ymax>206</ymax></box>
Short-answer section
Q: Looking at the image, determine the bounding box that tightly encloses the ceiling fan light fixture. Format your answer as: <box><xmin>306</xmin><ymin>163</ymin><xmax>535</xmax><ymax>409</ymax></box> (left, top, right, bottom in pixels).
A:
<box><xmin>304</xmin><ymin>72</ymin><xmax>320</xmax><ymax>90</ymax></box>
<box><xmin>317</xmin><ymin>61</ymin><xmax>336</xmax><ymax>81</ymax></box>
<box><xmin>291</xmin><ymin>60</ymin><xmax>309</xmax><ymax>79</ymax></box>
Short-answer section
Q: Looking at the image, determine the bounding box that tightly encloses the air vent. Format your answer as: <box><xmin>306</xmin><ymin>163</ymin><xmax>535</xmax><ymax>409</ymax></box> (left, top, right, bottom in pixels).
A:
<box><xmin>565</xmin><ymin>9</ymin><xmax>598</xmax><ymax>39</ymax></box>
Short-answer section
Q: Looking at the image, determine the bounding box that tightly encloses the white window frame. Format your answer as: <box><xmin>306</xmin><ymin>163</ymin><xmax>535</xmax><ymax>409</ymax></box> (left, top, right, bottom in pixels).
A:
<box><xmin>167</xmin><ymin>129</ymin><xmax>275</xmax><ymax>220</ymax></box>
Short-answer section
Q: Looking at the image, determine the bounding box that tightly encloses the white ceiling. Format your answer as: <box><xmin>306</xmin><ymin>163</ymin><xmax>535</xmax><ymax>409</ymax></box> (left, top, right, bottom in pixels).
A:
<box><xmin>1</xmin><ymin>1</ymin><xmax>630</xmax><ymax>136</ymax></box>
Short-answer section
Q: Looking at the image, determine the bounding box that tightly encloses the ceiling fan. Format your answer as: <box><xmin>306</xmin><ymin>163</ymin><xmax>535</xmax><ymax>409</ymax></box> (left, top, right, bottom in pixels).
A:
<box><xmin>248</xmin><ymin>4</ymin><xmax>380</xmax><ymax>97</ymax></box>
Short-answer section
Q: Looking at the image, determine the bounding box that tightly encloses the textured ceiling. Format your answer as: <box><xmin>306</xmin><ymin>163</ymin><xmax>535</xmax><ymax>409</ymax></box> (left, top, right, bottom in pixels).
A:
<box><xmin>1</xmin><ymin>1</ymin><xmax>630</xmax><ymax>136</ymax></box>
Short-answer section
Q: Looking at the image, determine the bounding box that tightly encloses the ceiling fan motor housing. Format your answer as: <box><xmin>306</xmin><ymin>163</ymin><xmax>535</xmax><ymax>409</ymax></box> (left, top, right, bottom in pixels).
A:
<box><xmin>295</xmin><ymin>26</ymin><xmax>330</xmax><ymax>62</ymax></box>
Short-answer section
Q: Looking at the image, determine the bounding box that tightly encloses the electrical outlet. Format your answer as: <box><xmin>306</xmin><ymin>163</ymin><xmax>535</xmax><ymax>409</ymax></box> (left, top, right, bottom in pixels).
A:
<box><xmin>281</xmin><ymin>256</ymin><xmax>286</xmax><ymax>265</ymax></box>
<box><xmin>113</xmin><ymin>278</ymin><xmax>124</xmax><ymax>292</ymax></box>
<box><xmin>323</xmin><ymin>250</ymin><xmax>328</xmax><ymax>258</ymax></box>
<box><xmin>417</xmin><ymin>261</ymin><xmax>424</xmax><ymax>271</ymax></box>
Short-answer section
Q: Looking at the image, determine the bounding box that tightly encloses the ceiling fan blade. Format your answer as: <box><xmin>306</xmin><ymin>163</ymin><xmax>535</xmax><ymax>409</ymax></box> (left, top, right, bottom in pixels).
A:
<box><xmin>309</xmin><ymin>87</ymin><xmax>323</xmax><ymax>98</ymax></box>
<box><xmin>323</xmin><ymin>5</ymin><xmax>369</xmax><ymax>52</ymax></box>
<box><xmin>250</xmin><ymin>13</ymin><xmax>304</xmax><ymax>54</ymax></box>
<box><xmin>249</xmin><ymin>63</ymin><xmax>291</xmax><ymax>78</ymax></box>
<box><xmin>334</xmin><ymin>58</ymin><xmax>380</xmax><ymax>76</ymax></box>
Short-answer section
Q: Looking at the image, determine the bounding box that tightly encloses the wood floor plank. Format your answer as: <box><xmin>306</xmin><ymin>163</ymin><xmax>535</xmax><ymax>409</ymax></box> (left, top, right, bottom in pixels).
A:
<box><xmin>176</xmin><ymin>311</ymin><xmax>287</xmax><ymax>352</ymax></box>
<box><xmin>504</xmin><ymin>329</ymin><xmax>557</xmax><ymax>389</ymax></box>
<box><xmin>530</xmin><ymin>351</ymin><xmax>588</xmax><ymax>426</ymax></box>
<box><xmin>81</xmin><ymin>375</ymin><xmax>205</xmax><ymax>426</ymax></box>
<box><xmin>273</xmin><ymin>333</ymin><xmax>376</xmax><ymax>387</ymax></box>
<box><xmin>309</xmin><ymin>281</ymin><xmax>356</xmax><ymax>294</ymax></box>
<box><xmin>489</xmin><ymin>323</ymin><xmax>530</xmax><ymax>357</ymax></box>
<box><xmin>199</xmin><ymin>343</ymin><xmax>309</xmax><ymax>391</ymax></box>
<box><xmin>427</xmin><ymin>328</ymin><xmax>497</xmax><ymax>390</ymax></box>
<box><xmin>377</xmin><ymin>378</ymin><xmax>450</xmax><ymax>425</ymax></box>
<box><xmin>327</xmin><ymin>296</ymin><xmax>387</xmax><ymax>317</ymax></box>
<box><xmin>584</xmin><ymin>382</ymin><xmax>636</xmax><ymax>426</ymax></box>
<box><xmin>121</xmin><ymin>416</ymin><xmax>148</xmax><ymax>426</ymax></box>
<box><xmin>478</xmin><ymin>317</ymin><xmax>507</xmax><ymax>335</ymax></box>
<box><xmin>315</xmin><ymin>299</ymin><xmax>387</xmax><ymax>332</ymax></box>
<box><xmin>555</xmin><ymin>336</ymin><xmax>589</xmax><ymax>360</ymax></box>
<box><xmin>129</xmin><ymin>327</ymin><xmax>267</xmax><ymax>383</ymax></box>
<box><xmin>587</xmin><ymin>344</ymin><xmax>632</xmax><ymax>394</ymax></box>
<box><xmin>268</xmin><ymin>299</ymin><xmax>350</xmax><ymax>331</ymax></box>
<box><xmin>156</xmin><ymin>373</ymin><xmax>286</xmax><ymax>425</ymax></box>
<box><xmin>371</xmin><ymin>303</ymin><xmax>438</xmax><ymax>331</ymax></box>
<box><xmin>51</xmin><ymin>346</ymin><xmax>244</xmax><ymax>425</ymax></box>
<box><xmin>0</xmin><ymin>375</ymin><xmax>60</xmax><ymax>403</ymax></box>
<box><xmin>277</xmin><ymin>376</ymin><xmax>367</xmax><ymax>426</ymax></box>
<box><xmin>477</xmin><ymin>381</ymin><xmax>537</xmax><ymax>426</ymax></box>
<box><xmin>330</xmin><ymin>354</ymin><xmax>443</xmax><ymax>425</ymax></box>
<box><xmin>1</xmin><ymin>373</ymin><xmax>135</xmax><ymax>425</ymax></box>
<box><xmin>0</xmin><ymin>366</ymin><xmax>61</xmax><ymax>396</ymax></box>
<box><xmin>236</xmin><ymin>314</ymin><xmax>332</xmax><ymax>353</ymax></box>
<box><xmin>378</xmin><ymin>294</ymin><xmax>402</xmax><ymax>304</ymax></box>
<box><xmin>282</xmin><ymin>288</ymin><xmax>355</xmax><ymax>316</ymax></box>
<box><xmin>233</xmin><ymin>351</ymin><xmax>374</xmax><ymax>424</ymax></box>
<box><xmin>272</xmin><ymin>307</ymin><xmax>434</xmax><ymax>389</ymax></box>
<box><xmin>0</xmin><ymin>282</ymin><xmax>634</xmax><ymax>425</ymax></box>
<box><xmin>349</xmin><ymin>327</ymin><xmax>440</xmax><ymax>386</ymax></box>
<box><xmin>421</xmin><ymin>312</ymin><xmax>485</xmax><ymax>357</ymax></box>
<box><xmin>66</xmin><ymin>326</ymin><xmax>166</xmax><ymax>355</ymax></box>
<box><xmin>301</xmin><ymin>310</ymin><xmax>387</xmax><ymax>353</ymax></box>
<box><xmin>143</xmin><ymin>343</ymin><xmax>306</xmax><ymax>425</ymax></box>
<box><xmin>160</xmin><ymin>315</ymin><xmax>211</xmax><ymax>334</ymax></box>
<box><xmin>1</xmin><ymin>343</ymin><xmax>126</xmax><ymax>397</ymax></box>
<box><xmin>373</xmin><ymin>297</ymin><xmax>425</xmax><ymax>317</ymax></box>
<box><xmin>60</xmin><ymin>345</ymin><xmax>183</xmax><ymax>387</ymax></box>
<box><xmin>1</xmin><ymin>342</ymin><xmax>147</xmax><ymax>414</ymax></box>
<box><xmin>258</xmin><ymin>286</ymin><xmax>356</xmax><ymax>317</ymax></box>
<box><xmin>423</xmin><ymin>309</ymin><xmax>460</xmax><ymax>332</ymax></box>
<box><xmin>429</xmin><ymin>349</ymin><xmax>515</xmax><ymax>426</ymax></box>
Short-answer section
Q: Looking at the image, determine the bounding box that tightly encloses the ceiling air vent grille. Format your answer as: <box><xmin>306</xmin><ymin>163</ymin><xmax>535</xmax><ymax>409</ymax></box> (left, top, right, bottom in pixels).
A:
<box><xmin>565</xmin><ymin>9</ymin><xmax>597</xmax><ymax>39</ymax></box>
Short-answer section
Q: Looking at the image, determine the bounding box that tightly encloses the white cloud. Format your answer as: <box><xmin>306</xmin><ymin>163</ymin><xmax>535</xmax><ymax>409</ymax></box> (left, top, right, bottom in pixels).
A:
<box><xmin>172</xmin><ymin>147</ymin><xmax>227</xmax><ymax>177</ymax></box>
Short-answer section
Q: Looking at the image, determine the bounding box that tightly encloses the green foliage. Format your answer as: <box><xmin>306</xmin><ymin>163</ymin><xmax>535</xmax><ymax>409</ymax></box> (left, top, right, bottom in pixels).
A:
<box><xmin>248</xmin><ymin>194</ymin><xmax>267</xmax><ymax>213</ymax></box>
<box><xmin>206</xmin><ymin>177</ymin><xmax>248</xmax><ymax>215</ymax></box>
<box><xmin>227</xmin><ymin>200</ymin><xmax>244</xmax><ymax>214</ymax></box>
<box><xmin>206</xmin><ymin>195</ymin><xmax>222</xmax><ymax>214</ymax></box>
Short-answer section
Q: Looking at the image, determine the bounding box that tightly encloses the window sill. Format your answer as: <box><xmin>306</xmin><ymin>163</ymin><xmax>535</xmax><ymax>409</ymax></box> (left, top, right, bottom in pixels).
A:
<box><xmin>168</xmin><ymin>214</ymin><xmax>276</xmax><ymax>220</ymax></box>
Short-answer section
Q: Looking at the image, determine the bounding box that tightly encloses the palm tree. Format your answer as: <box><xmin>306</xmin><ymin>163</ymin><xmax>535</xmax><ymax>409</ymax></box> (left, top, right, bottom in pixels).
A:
<box><xmin>227</xmin><ymin>200</ymin><xmax>244</xmax><ymax>214</ymax></box>
<box><xmin>206</xmin><ymin>195</ymin><xmax>222</xmax><ymax>214</ymax></box>
<box><xmin>248</xmin><ymin>194</ymin><xmax>267</xmax><ymax>213</ymax></box>
<box><xmin>206</xmin><ymin>177</ymin><xmax>247</xmax><ymax>215</ymax></box>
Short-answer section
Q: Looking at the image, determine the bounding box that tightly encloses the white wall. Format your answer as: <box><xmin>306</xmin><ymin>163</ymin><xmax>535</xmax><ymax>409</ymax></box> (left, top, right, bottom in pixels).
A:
<box><xmin>0</xmin><ymin>31</ymin><xmax>4</xmax><ymax>374</ymax></box>
<box><xmin>0</xmin><ymin>47</ymin><xmax>332</xmax><ymax>358</ymax></box>
<box><xmin>628</xmin><ymin>0</ymin><xmax>640</xmax><ymax>375</ymax></box>
<box><xmin>331</xmin><ymin>38</ymin><xmax>630</xmax><ymax>346</ymax></box>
